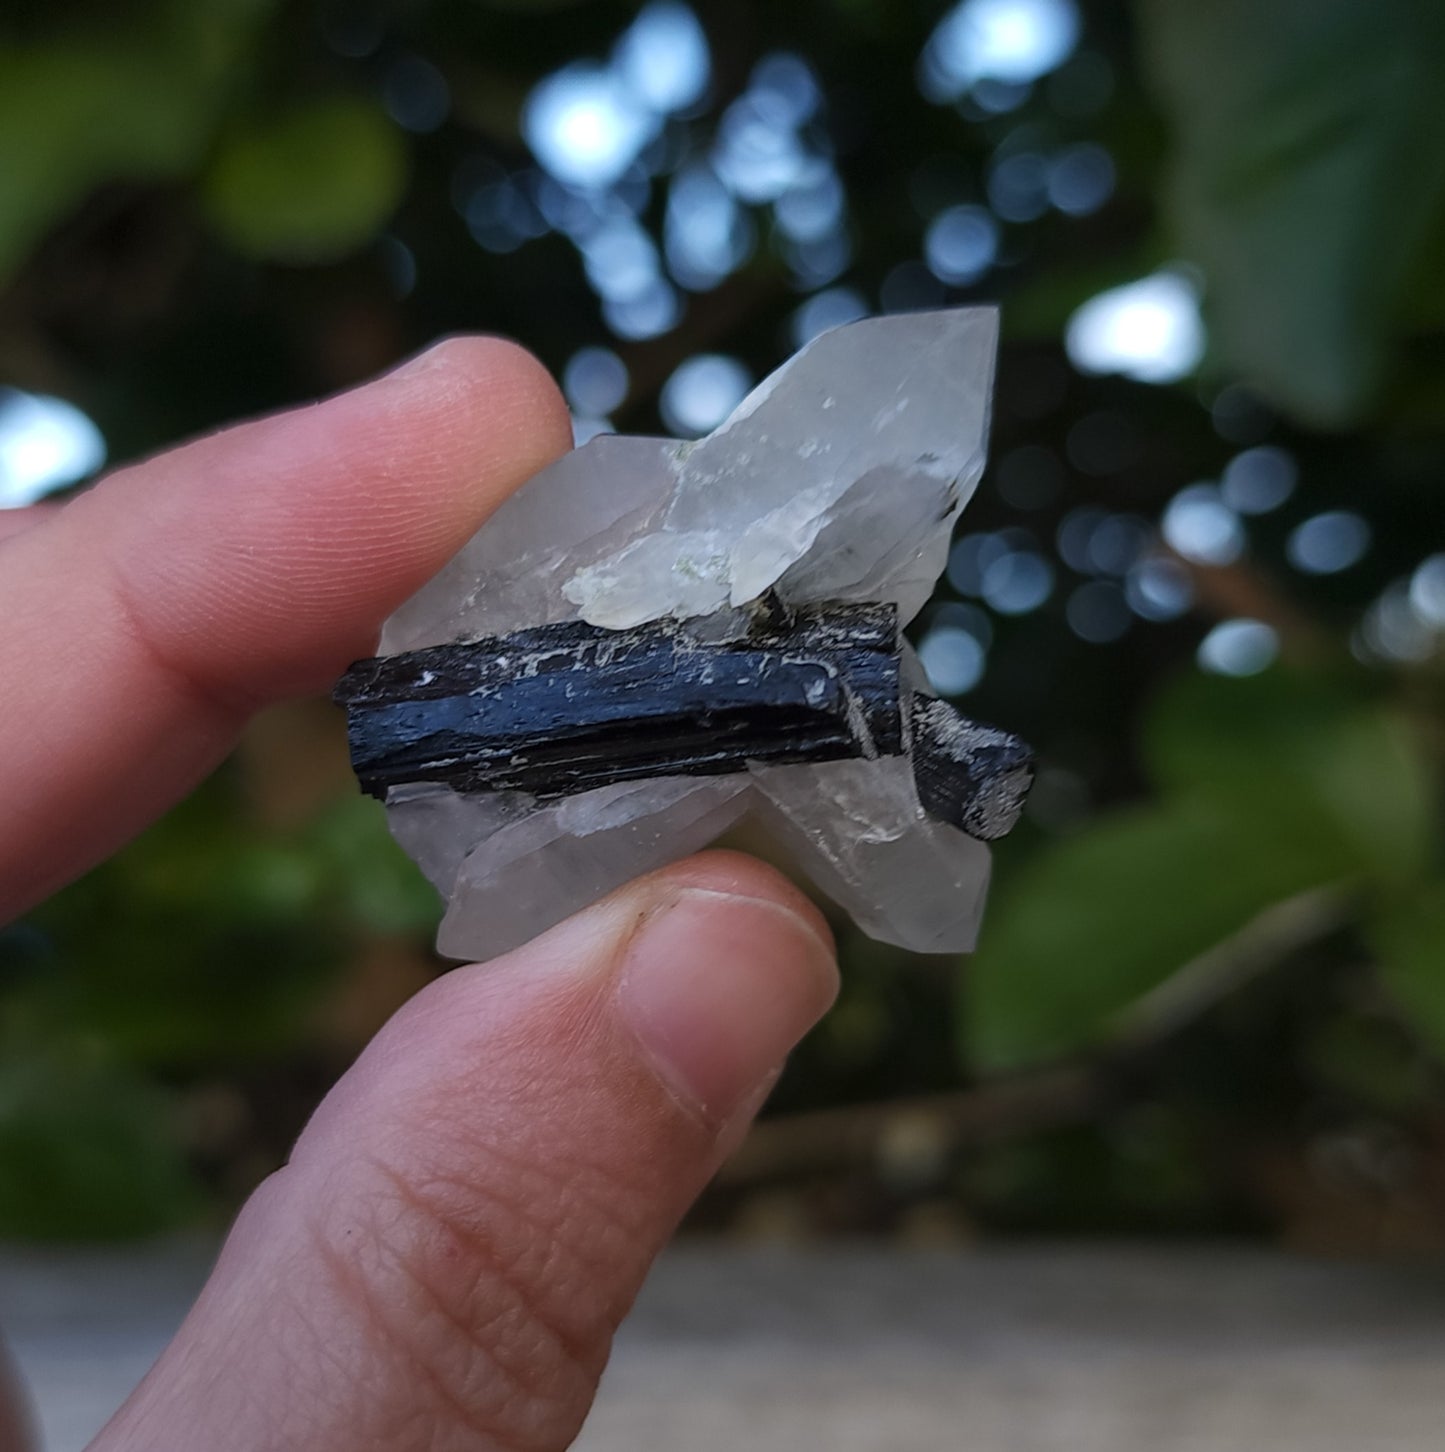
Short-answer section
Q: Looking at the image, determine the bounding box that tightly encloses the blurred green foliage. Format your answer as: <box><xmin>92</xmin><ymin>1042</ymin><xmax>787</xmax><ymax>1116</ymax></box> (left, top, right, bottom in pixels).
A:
<box><xmin>204</xmin><ymin>97</ymin><xmax>407</xmax><ymax>262</ymax></box>
<box><xmin>1139</xmin><ymin>0</ymin><xmax>1445</xmax><ymax>425</ymax></box>
<box><xmin>0</xmin><ymin>0</ymin><xmax>1441</xmax><ymax>1244</ymax></box>
<box><xmin>968</xmin><ymin>668</ymin><xmax>1435</xmax><ymax>1068</ymax></box>
<box><xmin>0</xmin><ymin>1</ymin><xmax>278</xmax><ymax>279</ymax></box>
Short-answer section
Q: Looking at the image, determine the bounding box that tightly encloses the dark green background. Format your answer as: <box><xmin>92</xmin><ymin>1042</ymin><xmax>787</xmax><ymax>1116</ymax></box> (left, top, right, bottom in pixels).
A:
<box><xmin>0</xmin><ymin>0</ymin><xmax>1442</xmax><ymax>1246</ymax></box>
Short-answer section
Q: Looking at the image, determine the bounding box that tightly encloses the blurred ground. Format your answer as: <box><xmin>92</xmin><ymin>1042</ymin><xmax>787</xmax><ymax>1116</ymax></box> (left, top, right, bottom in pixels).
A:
<box><xmin>6</xmin><ymin>1240</ymin><xmax>1445</xmax><ymax>1452</ymax></box>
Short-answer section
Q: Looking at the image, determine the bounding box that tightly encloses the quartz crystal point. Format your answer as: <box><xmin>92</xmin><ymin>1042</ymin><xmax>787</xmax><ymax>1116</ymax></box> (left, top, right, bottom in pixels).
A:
<box><xmin>343</xmin><ymin>308</ymin><xmax>1032</xmax><ymax>961</ymax></box>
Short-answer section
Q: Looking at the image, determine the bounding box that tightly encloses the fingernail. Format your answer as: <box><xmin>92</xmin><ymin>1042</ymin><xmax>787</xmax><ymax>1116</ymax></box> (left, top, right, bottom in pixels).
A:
<box><xmin>616</xmin><ymin>889</ymin><xmax>839</xmax><ymax>1125</ymax></box>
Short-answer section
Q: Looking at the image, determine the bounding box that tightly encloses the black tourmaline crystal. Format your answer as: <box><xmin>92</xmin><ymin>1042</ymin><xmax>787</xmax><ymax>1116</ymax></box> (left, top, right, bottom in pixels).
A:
<box><xmin>335</xmin><ymin>601</ymin><xmax>1032</xmax><ymax>842</ymax></box>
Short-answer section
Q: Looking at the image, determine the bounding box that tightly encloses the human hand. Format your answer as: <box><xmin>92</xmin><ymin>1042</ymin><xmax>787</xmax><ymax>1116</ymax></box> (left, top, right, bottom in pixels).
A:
<box><xmin>0</xmin><ymin>340</ymin><xmax>839</xmax><ymax>1452</ymax></box>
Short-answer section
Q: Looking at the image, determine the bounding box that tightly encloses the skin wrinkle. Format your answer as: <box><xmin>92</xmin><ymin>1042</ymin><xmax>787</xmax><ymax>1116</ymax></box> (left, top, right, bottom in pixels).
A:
<box><xmin>161</xmin><ymin>1184</ymin><xmax>371</xmax><ymax>1452</ymax></box>
<box><xmin>366</xmin><ymin>1119</ymin><xmax>663</xmax><ymax>1331</ymax></box>
<box><xmin>303</xmin><ymin>990</ymin><xmax>693</xmax><ymax>1322</ymax></box>
<box><xmin>387</xmin><ymin>1106</ymin><xmax>666</xmax><ymax>1263</ymax></box>
<box><xmin>305</xmin><ymin>1227</ymin><xmax>519</xmax><ymax>1452</ymax></box>
<box><xmin>363</xmin><ymin>1153</ymin><xmax>612</xmax><ymax>1367</ymax></box>
<box><xmin>242</xmin><ymin>1201</ymin><xmax>397</xmax><ymax>1451</ymax></box>
<box><xmin>101</xmin><ymin>542</ymin><xmax>264</xmax><ymax>724</ymax></box>
<box><xmin>305</xmin><ymin>1181</ymin><xmax>606</xmax><ymax>1452</ymax></box>
<box><xmin>361</xmin><ymin>1160</ymin><xmax>606</xmax><ymax>1417</ymax></box>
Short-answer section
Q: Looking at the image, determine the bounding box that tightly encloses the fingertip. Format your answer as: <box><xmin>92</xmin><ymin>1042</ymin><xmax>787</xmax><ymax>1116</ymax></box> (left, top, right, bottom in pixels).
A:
<box><xmin>387</xmin><ymin>334</ymin><xmax>574</xmax><ymax>476</ymax></box>
<box><xmin>612</xmin><ymin>853</ymin><xmax>840</xmax><ymax>1124</ymax></box>
<box><xmin>84</xmin><ymin>332</ymin><xmax>576</xmax><ymax>703</ymax></box>
<box><xmin>643</xmin><ymin>849</ymin><xmax>838</xmax><ymax>960</ymax></box>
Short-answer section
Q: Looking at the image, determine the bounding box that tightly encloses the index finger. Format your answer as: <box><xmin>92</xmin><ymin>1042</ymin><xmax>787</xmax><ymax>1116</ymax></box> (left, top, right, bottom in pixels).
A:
<box><xmin>0</xmin><ymin>338</ymin><xmax>572</xmax><ymax>920</ymax></box>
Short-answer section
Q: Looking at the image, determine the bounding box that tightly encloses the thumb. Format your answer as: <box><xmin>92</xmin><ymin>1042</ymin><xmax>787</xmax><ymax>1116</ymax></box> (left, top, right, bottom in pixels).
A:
<box><xmin>89</xmin><ymin>852</ymin><xmax>837</xmax><ymax>1452</ymax></box>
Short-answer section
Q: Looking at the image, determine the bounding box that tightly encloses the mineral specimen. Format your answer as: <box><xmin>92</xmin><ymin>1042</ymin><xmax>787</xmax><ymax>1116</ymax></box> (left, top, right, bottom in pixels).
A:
<box><xmin>337</xmin><ymin>307</ymin><xmax>1033</xmax><ymax>961</ymax></box>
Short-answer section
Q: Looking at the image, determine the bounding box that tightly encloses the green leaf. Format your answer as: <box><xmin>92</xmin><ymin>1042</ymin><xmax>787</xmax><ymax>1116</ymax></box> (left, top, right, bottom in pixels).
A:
<box><xmin>0</xmin><ymin>3</ymin><xmax>272</xmax><ymax>283</ymax></box>
<box><xmin>1371</xmin><ymin>884</ymin><xmax>1445</xmax><ymax>1061</ymax></box>
<box><xmin>202</xmin><ymin>98</ymin><xmax>407</xmax><ymax>263</ymax></box>
<box><xmin>0</xmin><ymin>1044</ymin><xmax>198</xmax><ymax>1239</ymax></box>
<box><xmin>1143</xmin><ymin>668</ymin><xmax>1436</xmax><ymax>887</ymax></box>
<box><xmin>965</xmin><ymin>802</ymin><xmax>1350</xmax><ymax>1071</ymax></box>
<box><xmin>24</xmin><ymin>784</ymin><xmax>341</xmax><ymax>1069</ymax></box>
<box><xmin>1137</xmin><ymin>0</ymin><xmax>1445</xmax><ymax>426</ymax></box>
<box><xmin>966</xmin><ymin>667</ymin><xmax>1437</xmax><ymax>1072</ymax></box>
<box><xmin>304</xmin><ymin>795</ymin><xmax>444</xmax><ymax>938</ymax></box>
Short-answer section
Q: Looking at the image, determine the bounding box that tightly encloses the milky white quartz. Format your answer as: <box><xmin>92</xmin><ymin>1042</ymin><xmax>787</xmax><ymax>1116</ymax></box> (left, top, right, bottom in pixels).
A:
<box><xmin>378</xmin><ymin>308</ymin><xmax>1000</xmax><ymax>960</ymax></box>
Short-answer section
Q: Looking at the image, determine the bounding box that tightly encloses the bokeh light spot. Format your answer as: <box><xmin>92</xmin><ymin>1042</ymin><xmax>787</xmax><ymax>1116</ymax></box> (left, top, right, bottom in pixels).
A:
<box><xmin>0</xmin><ymin>390</ymin><xmax>106</xmax><ymax>508</ymax></box>
<box><xmin>921</xmin><ymin>0</ymin><xmax>1081</xmax><ymax>100</ymax></box>
<box><xmin>918</xmin><ymin>626</ymin><xmax>986</xmax><ymax>694</ymax></box>
<box><xmin>1198</xmin><ymin>619</ymin><xmax>1278</xmax><ymax>676</ymax></box>
<box><xmin>1210</xmin><ymin>384</ymin><xmax>1274</xmax><ymax>445</ymax></box>
<box><xmin>467</xmin><ymin>176</ymin><xmax>548</xmax><ymax>253</ymax></box>
<box><xmin>1161</xmin><ymin>484</ymin><xmax>1245</xmax><ymax>566</ymax></box>
<box><xmin>384</xmin><ymin>54</ymin><xmax>451</xmax><ymax>133</ymax></box>
<box><xmin>987</xmin><ymin>151</ymin><xmax>1051</xmax><ymax>223</ymax></box>
<box><xmin>666</xmin><ymin>164</ymin><xmax>755</xmax><ymax>290</ymax></box>
<box><xmin>1067</xmin><ymin>580</ymin><xmax>1131</xmax><ymax>642</ymax></box>
<box><xmin>1125</xmin><ymin>557</ymin><xmax>1194</xmax><ymax>621</ymax></box>
<box><xmin>1286</xmin><ymin>511</ymin><xmax>1371</xmax><ymax>575</ymax></box>
<box><xmin>981</xmin><ymin>550</ymin><xmax>1054</xmax><ymax>614</ymax></box>
<box><xmin>581</xmin><ymin>214</ymin><xmax>661</xmax><ymax>301</ymax></box>
<box><xmin>564</xmin><ymin>347</ymin><xmax>630</xmax><ymax>417</ymax></box>
<box><xmin>881</xmin><ymin>260</ymin><xmax>947</xmax><ymax>313</ymax></box>
<box><xmin>613</xmin><ymin>3</ymin><xmax>710</xmax><ymax>115</ymax></box>
<box><xmin>782</xmin><ymin>230</ymin><xmax>853</xmax><ymax>289</ymax></box>
<box><xmin>1086</xmin><ymin>514</ymin><xmax>1151</xmax><ymax>576</ymax></box>
<box><xmin>377</xmin><ymin>235</ymin><xmax>417</xmax><ymax>298</ymax></box>
<box><xmin>1047</xmin><ymin>142</ymin><xmax>1114</xmax><ymax>215</ymax></box>
<box><xmin>1359</xmin><ymin>582</ymin><xmax>1437</xmax><ymax>663</ymax></box>
<box><xmin>1219</xmin><ymin>445</ymin><xmax>1296</xmax><ymax>514</ymax></box>
<box><xmin>791</xmin><ymin>286</ymin><xmax>869</xmax><ymax>349</ymax></box>
<box><xmin>750</xmin><ymin>52</ymin><xmax>823</xmax><ymax>126</ymax></box>
<box><xmin>924</xmin><ymin>205</ymin><xmax>999</xmax><ymax>286</ymax></box>
<box><xmin>774</xmin><ymin>165</ymin><xmax>846</xmax><ymax>242</ymax></box>
<box><xmin>602</xmin><ymin>277</ymin><xmax>681</xmax><ymax>341</ymax></box>
<box><xmin>713</xmin><ymin>94</ymin><xmax>808</xmax><ymax>202</ymax></box>
<box><xmin>1409</xmin><ymin>554</ymin><xmax>1445</xmax><ymax>627</ymax></box>
<box><xmin>928</xmin><ymin>600</ymin><xmax>995</xmax><ymax>651</ymax></box>
<box><xmin>947</xmin><ymin>531</ymin><xmax>1011</xmax><ymax>595</ymax></box>
<box><xmin>1066</xmin><ymin>270</ymin><xmax>1205</xmax><ymax>385</ymax></box>
<box><xmin>1056</xmin><ymin>506</ymin><xmax>1107</xmax><ymax>573</ymax></box>
<box><xmin>524</xmin><ymin>65</ymin><xmax>658</xmax><ymax>189</ymax></box>
<box><xmin>660</xmin><ymin>354</ymin><xmax>752</xmax><ymax>436</ymax></box>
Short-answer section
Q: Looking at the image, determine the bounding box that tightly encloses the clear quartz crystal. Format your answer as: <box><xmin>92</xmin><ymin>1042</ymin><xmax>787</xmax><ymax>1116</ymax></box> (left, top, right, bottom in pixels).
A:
<box><xmin>435</xmin><ymin>777</ymin><xmax>751</xmax><ymax>960</ymax></box>
<box><xmin>375</xmin><ymin>308</ymin><xmax>1001</xmax><ymax>960</ymax></box>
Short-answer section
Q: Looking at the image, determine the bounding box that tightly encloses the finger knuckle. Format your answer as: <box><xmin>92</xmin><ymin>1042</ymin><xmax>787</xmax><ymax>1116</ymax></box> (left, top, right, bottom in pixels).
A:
<box><xmin>307</xmin><ymin>1136</ymin><xmax>642</xmax><ymax>1452</ymax></box>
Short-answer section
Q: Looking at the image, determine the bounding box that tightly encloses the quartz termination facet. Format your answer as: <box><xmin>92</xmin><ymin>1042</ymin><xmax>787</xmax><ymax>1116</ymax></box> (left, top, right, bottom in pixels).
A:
<box><xmin>342</xmin><ymin>308</ymin><xmax>1032</xmax><ymax>961</ymax></box>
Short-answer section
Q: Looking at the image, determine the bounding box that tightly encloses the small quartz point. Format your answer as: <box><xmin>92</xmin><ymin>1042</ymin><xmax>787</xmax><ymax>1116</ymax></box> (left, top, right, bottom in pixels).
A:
<box><xmin>381</xmin><ymin>307</ymin><xmax>997</xmax><ymax>651</ymax></box>
<box><xmin>361</xmin><ymin>308</ymin><xmax>1019</xmax><ymax>961</ymax></box>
